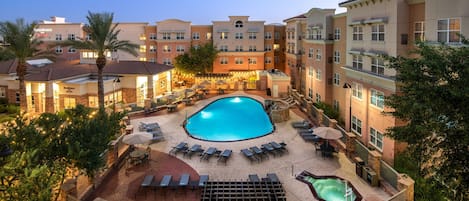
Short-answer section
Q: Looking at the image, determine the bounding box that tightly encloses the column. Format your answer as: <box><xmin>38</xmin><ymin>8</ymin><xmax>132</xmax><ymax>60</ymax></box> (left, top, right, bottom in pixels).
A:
<box><xmin>344</xmin><ymin>132</ymin><xmax>356</xmax><ymax>158</ymax></box>
<box><xmin>368</xmin><ymin>150</ymin><xmax>382</xmax><ymax>179</ymax></box>
<box><xmin>147</xmin><ymin>75</ymin><xmax>154</xmax><ymax>100</ymax></box>
<box><xmin>45</xmin><ymin>81</ymin><xmax>55</xmax><ymax>113</ymax></box>
<box><xmin>398</xmin><ymin>174</ymin><xmax>415</xmax><ymax>201</ymax></box>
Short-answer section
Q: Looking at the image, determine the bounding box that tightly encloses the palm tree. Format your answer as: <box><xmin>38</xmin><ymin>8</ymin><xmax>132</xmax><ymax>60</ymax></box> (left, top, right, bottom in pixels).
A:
<box><xmin>64</xmin><ymin>12</ymin><xmax>139</xmax><ymax>111</ymax></box>
<box><xmin>0</xmin><ymin>19</ymin><xmax>54</xmax><ymax>113</ymax></box>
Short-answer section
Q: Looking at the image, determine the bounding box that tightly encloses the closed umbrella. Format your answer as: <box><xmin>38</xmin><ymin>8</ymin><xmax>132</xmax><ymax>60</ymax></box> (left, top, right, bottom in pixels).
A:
<box><xmin>313</xmin><ymin>127</ymin><xmax>342</xmax><ymax>140</ymax></box>
<box><xmin>122</xmin><ymin>132</ymin><xmax>153</xmax><ymax>145</ymax></box>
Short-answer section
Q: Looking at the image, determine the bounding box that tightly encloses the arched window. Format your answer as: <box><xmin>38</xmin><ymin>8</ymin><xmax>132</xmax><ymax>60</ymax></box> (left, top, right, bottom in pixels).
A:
<box><xmin>235</xmin><ymin>21</ymin><xmax>243</xmax><ymax>28</ymax></box>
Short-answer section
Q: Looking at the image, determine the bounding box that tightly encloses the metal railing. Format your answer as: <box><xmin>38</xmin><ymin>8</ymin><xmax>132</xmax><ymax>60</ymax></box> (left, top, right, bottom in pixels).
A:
<box><xmin>336</xmin><ymin>124</ymin><xmax>347</xmax><ymax>143</ymax></box>
<box><xmin>381</xmin><ymin>160</ymin><xmax>399</xmax><ymax>189</ymax></box>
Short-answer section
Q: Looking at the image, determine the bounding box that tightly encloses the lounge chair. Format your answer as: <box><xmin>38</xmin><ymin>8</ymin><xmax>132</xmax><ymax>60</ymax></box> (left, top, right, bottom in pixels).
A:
<box><xmin>217</xmin><ymin>149</ymin><xmax>232</xmax><ymax>165</ymax></box>
<box><xmin>138</xmin><ymin>122</ymin><xmax>160</xmax><ymax>132</ymax></box>
<box><xmin>261</xmin><ymin>143</ymin><xmax>282</xmax><ymax>156</ymax></box>
<box><xmin>198</xmin><ymin>175</ymin><xmax>209</xmax><ymax>188</ymax></box>
<box><xmin>135</xmin><ymin>175</ymin><xmax>154</xmax><ymax>198</ymax></box>
<box><xmin>183</xmin><ymin>144</ymin><xmax>204</xmax><ymax>159</ymax></box>
<box><xmin>240</xmin><ymin>149</ymin><xmax>259</xmax><ymax>163</ymax></box>
<box><xmin>266</xmin><ymin>173</ymin><xmax>280</xmax><ymax>183</ymax></box>
<box><xmin>270</xmin><ymin>141</ymin><xmax>288</xmax><ymax>153</ymax></box>
<box><xmin>301</xmin><ymin>134</ymin><xmax>320</xmax><ymax>142</ymax></box>
<box><xmin>200</xmin><ymin>147</ymin><xmax>221</xmax><ymax>162</ymax></box>
<box><xmin>178</xmin><ymin>173</ymin><xmax>190</xmax><ymax>189</ymax></box>
<box><xmin>250</xmin><ymin>146</ymin><xmax>269</xmax><ymax>160</ymax></box>
<box><xmin>297</xmin><ymin>128</ymin><xmax>314</xmax><ymax>133</ymax></box>
<box><xmin>248</xmin><ymin>174</ymin><xmax>260</xmax><ymax>182</ymax></box>
<box><xmin>169</xmin><ymin>142</ymin><xmax>188</xmax><ymax>155</ymax></box>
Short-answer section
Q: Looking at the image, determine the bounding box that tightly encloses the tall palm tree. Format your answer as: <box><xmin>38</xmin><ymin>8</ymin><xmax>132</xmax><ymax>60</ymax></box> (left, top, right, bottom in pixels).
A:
<box><xmin>0</xmin><ymin>19</ymin><xmax>54</xmax><ymax>113</ymax></box>
<box><xmin>64</xmin><ymin>12</ymin><xmax>139</xmax><ymax>111</ymax></box>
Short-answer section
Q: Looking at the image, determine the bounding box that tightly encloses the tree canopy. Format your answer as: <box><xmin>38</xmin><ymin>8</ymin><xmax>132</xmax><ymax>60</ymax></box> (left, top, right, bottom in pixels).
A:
<box><xmin>174</xmin><ymin>43</ymin><xmax>219</xmax><ymax>74</ymax></box>
<box><xmin>385</xmin><ymin>40</ymin><xmax>469</xmax><ymax>200</ymax></box>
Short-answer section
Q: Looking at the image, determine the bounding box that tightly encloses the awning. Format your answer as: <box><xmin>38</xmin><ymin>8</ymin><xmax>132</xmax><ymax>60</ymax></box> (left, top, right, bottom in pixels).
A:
<box><xmin>216</xmin><ymin>29</ymin><xmax>230</xmax><ymax>33</ymax></box>
<box><xmin>349</xmin><ymin>20</ymin><xmax>364</xmax><ymax>26</ymax></box>
<box><xmin>364</xmin><ymin>17</ymin><xmax>388</xmax><ymax>24</ymax></box>
<box><xmin>247</xmin><ymin>28</ymin><xmax>259</xmax><ymax>33</ymax></box>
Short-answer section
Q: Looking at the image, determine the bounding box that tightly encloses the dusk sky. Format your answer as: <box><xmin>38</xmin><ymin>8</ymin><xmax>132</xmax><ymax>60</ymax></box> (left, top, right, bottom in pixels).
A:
<box><xmin>1</xmin><ymin>0</ymin><xmax>346</xmax><ymax>25</ymax></box>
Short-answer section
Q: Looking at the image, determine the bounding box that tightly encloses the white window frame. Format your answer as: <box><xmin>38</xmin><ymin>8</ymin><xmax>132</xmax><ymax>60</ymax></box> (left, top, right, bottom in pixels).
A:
<box><xmin>316</xmin><ymin>49</ymin><xmax>322</xmax><ymax>61</ymax></box>
<box><xmin>265</xmin><ymin>32</ymin><xmax>272</xmax><ymax>39</ymax></box>
<box><xmin>163</xmin><ymin>45</ymin><xmax>171</xmax><ymax>53</ymax></box>
<box><xmin>55</xmin><ymin>34</ymin><xmax>62</xmax><ymax>41</ymax></box>
<box><xmin>309</xmin><ymin>66</ymin><xmax>313</xmax><ymax>76</ymax></box>
<box><xmin>370</xmin><ymin>89</ymin><xmax>385</xmax><ymax>109</ymax></box>
<box><xmin>162</xmin><ymin>32</ymin><xmax>171</xmax><ymax>40</ymax></box>
<box><xmin>333</xmin><ymin>73</ymin><xmax>340</xmax><ymax>86</ymax></box>
<box><xmin>192</xmin><ymin>32</ymin><xmax>200</xmax><ymax>40</ymax></box>
<box><xmin>371</xmin><ymin>24</ymin><xmax>385</xmax><ymax>41</ymax></box>
<box><xmin>85</xmin><ymin>33</ymin><xmax>92</xmax><ymax>41</ymax></box>
<box><xmin>371</xmin><ymin>57</ymin><xmax>385</xmax><ymax>75</ymax></box>
<box><xmin>67</xmin><ymin>34</ymin><xmax>75</xmax><ymax>41</ymax></box>
<box><xmin>220</xmin><ymin>32</ymin><xmax>228</xmax><ymax>39</ymax></box>
<box><xmin>334</xmin><ymin>28</ymin><xmax>341</xmax><ymax>40</ymax></box>
<box><xmin>308</xmin><ymin>48</ymin><xmax>314</xmax><ymax>58</ymax></box>
<box><xmin>248</xmin><ymin>58</ymin><xmax>257</xmax><ymax>64</ymax></box>
<box><xmin>235</xmin><ymin>58</ymin><xmax>243</xmax><ymax>64</ymax></box>
<box><xmin>437</xmin><ymin>18</ymin><xmax>461</xmax><ymax>43</ymax></box>
<box><xmin>370</xmin><ymin>128</ymin><xmax>383</xmax><ymax>150</ymax></box>
<box><xmin>0</xmin><ymin>87</ymin><xmax>5</xmax><ymax>97</ymax></box>
<box><xmin>149</xmin><ymin>33</ymin><xmax>157</xmax><ymax>40</ymax></box>
<box><xmin>414</xmin><ymin>22</ymin><xmax>425</xmax><ymax>42</ymax></box>
<box><xmin>235</xmin><ymin>32</ymin><xmax>243</xmax><ymax>39</ymax></box>
<box><xmin>315</xmin><ymin>69</ymin><xmax>322</xmax><ymax>80</ymax></box>
<box><xmin>265</xmin><ymin>57</ymin><xmax>272</xmax><ymax>64</ymax></box>
<box><xmin>264</xmin><ymin>44</ymin><xmax>272</xmax><ymax>51</ymax></box>
<box><xmin>248</xmin><ymin>45</ymin><xmax>256</xmax><ymax>52</ymax></box>
<box><xmin>352</xmin><ymin>83</ymin><xmax>363</xmax><ymax>100</ymax></box>
<box><xmin>176</xmin><ymin>32</ymin><xmax>185</xmax><ymax>40</ymax></box>
<box><xmin>352</xmin><ymin>55</ymin><xmax>363</xmax><ymax>70</ymax></box>
<box><xmin>163</xmin><ymin>58</ymin><xmax>172</xmax><ymax>65</ymax></box>
<box><xmin>55</xmin><ymin>46</ymin><xmax>63</xmax><ymax>54</ymax></box>
<box><xmin>235</xmin><ymin>45</ymin><xmax>243</xmax><ymax>52</ymax></box>
<box><xmin>248</xmin><ymin>32</ymin><xmax>256</xmax><ymax>39</ymax></box>
<box><xmin>352</xmin><ymin>26</ymin><xmax>363</xmax><ymax>41</ymax></box>
<box><xmin>333</xmin><ymin>51</ymin><xmax>340</xmax><ymax>63</ymax></box>
<box><xmin>351</xmin><ymin>116</ymin><xmax>362</xmax><ymax>135</ymax></box>
<box><xmin>149</xmin><ymin>45</ymin><xmax>156</xmax><ymax>52</ymax></box>
<box><xmin>176</xmin><ymin>45</ymin><xmax>185</xmax><ymax>52</ymax></box>
<box><xmin>220</xmin><ymin>57</ymin><xmax>228</xmax><ymax>65</ymax></box>
<box><xmin>219</xmin><ymin>45</ymin><xmax>228</xmax><ymax>52</ymax></box>
<box><xmin>315</xmin><ymin>93</ymin><xmax>321</xmax><ymax>103</ymax></box>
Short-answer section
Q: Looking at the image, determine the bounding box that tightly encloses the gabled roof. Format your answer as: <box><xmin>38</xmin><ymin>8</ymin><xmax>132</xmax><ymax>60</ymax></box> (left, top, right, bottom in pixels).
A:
<box><xmin>0</xmin><ymin>58</ymin><xmax>174</xmax><ymax>81</ymax></box>
<box><xmin>283</xmin><ymin>14</ymin><xmax>307</xmax><ymax>23</ymax></box>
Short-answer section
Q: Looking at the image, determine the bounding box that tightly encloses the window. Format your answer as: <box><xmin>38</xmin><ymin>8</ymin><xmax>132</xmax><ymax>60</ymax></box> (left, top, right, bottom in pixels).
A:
<box><xmin>55</xmin><ymin>46</ymin><xmax>63</xmax><ymax>54</ymax></box>
<box><xmin>352</xmin><ymin>26</ymin><xmax>363</xmax><ymax>41</ymax></box>
<box><xmin>235</xmin><ymin>45</ymin><xmax>243</xmax><ymax>52</ymax></box>
<box><xmin>88</xmin><ymin>96</ymin><xmax>98</xmax><ymax>108</ymax></box>
<box><xmin>371</xmin><ymin>57</ymin><xmax>385</xmax><ymax>75</ymax></box>
<box><xmin>219</xmin><ymin>45</ymin><xmax>228</xmax><ymax>52</ymax></box>
<box><xmin>176</xmin><ymin>45</ymin><xmax>185</xmax><ymax>52</ymax></box>
<box><xmin>149</xmin><ymin>58</ymin><xmax>156</xmax><ymax>63</ymax></box>
<box><xmin>313</xmin><ymin>29</ymin><xmax>322</xmax><ymax>40</ymax></box>
<box><xmin>248</xmin><ymin>45</ymin><xmax>256</xmax><ymax>52</ymax></box>
<box><xmin>55</xmin><ymin>34</ymin><xmax>62</xmax><ymax>41</ymax></box>
<box><xmin>68</xmin><ymin>47</ymin><xmax>76</xmax><ymax>53</ymax></box>
<box><xmin>307</xmin><ymin>30</ymin><xmax>314</xmax><ymax>40</ymax></box>
<box><xmin>308</xmin><ymin>48</ymin><xmax>314</xmax><ymax>58</ymax></box>
<box><xmin>235</xmin><ymin>33</ymin><xmax>243</xmax><ymax>39</ymax></box>
<box><xmin>149</xmin><ymin>45</ymin><xmax>156</xmax><ymax>52</ymax></box>
<box><xmin>220</xmin><ymin>57</ymin><xmax>228</xmax><ymax>64</ymax></box>
<box><xmin>370</xmin><ymin>128</ymin><xmax>383</xmax><ymax>150</ymax></box>
<box><xmin>273</xmin><ymin>44</ymin><xmax>280</xmax><ymax>51</ymax></box>
<box><xmin>206</xmin><ymin>32</ymin><xmax>212</xmax><ymax>40</ymax></box>
<box><xmin>163</xmin><ymin>45</ymin><xmax>171</xmax><ymax>52</ymax></box>
<box><xmin>315</xmin><ymin>69</ymin><xmax>322</xmax><ymax>80</ymax></box>
<box><xmin>333</xmin><ymin>99</ymin><xmax>339</xmax><ymax>112</ymax></box>
<box><xmin>274</xmin><ymin>32</ymin><xmax>280</xmax><ymax>40</ymax></box>
<box><xmin>315</xmin><ymin>93</ymin><xmax>321</xmax><ymax>103</ymax></box>
<box><xmin>414</xmin><ymin>22</ymin><xmax>425</xmax><ymax>42</ymax></box>
<box><xmin>162</xmin><ymin>32</ymin><xmax>171</xmax><ymax>40</ymax></box>
<box><xmin>437</xmin><ymin>18</ymin><xmax>461</xmax><ymax>43</ymax></box>
<box><xmin>352</xmin><ymin>83</ymin><xmax>363</xmax><ymax>99</ymax></box>
<box><xmin>15</xmin><ymin>92</ymin><xmax>19</xmax><ymax>103</ymax></box>
<box><xmin>149</xmin><ymin>33</ymin><xmax>157</xmax><ymax>40</ymax></box>
<box><xmin>192</xmin><ymin>32</ymin><xmax>200</xmax><ymax>40</ymax></box>
<box><xmin>265</xmin><ymin>57</ymin><xmax>272</xmax><ymax>64</ymax></box>
<box><xmin>64</xmin><ymin>97</ymin><xmax>76</xmax><ymax>109</ymax></box>
<box><xmin>352</xmin><ymin>55</ymin><xmax>363</xmax><ymax>70</ymax></box>
<box><xmin>309</xmin><ymin>66</ymin><xmax>313</xmax><ymax>76</ymax></box>
<box><xmin>85</xmin><ymin>33</ymin><xmax>92</xmax><ymax>40</ymax></box>
<box><xmin>248</xmin><ymin>58</ymin><xmax>256</xmax><ymax>64</ymax></box>
<box><xmin>139</xmin><ymin>57</ymin><xmax>146</xmax><ymax>61</ymax></box>
<box><xmin>333</xmin><ymin>73</ymin><xmax>340</xmax><ymax>86</ymax></box>
<box><xmin>139</xmin><ymin>34</ymin><xmax>146</xmax><ymax>40</ymax></box>
<box><xmin>139</xmin><ymin>45</ymin><xmax>146</xmax><ymax>53</ymax></box>
<box><xmin>176</xmin><ymin>32</ymin><xmax>184</xmax><ymax>40</ymax></box>
<box><xmin>235</xmin><ymin>21</ymin><xmax>243</xmax><ymax>28</ymax></box>
<box><xmin>371</xmin><ymin>24</ymin><xmax>385</xmax><ymax>41</ymax></box>
<box><xmin>163</xmin><ymin>58</ymin><xmax>171</xmax><ymax>65</ymax></box>
<box><xmin>0</xmin><ymin>87</ymin><xmax>5</xmax><ymax>97</ymax></box>
<box><xmin>370</xmin><ymin>89</ymin><xmax>385</xmax><ymax>109</ymax></box>
<box><xmin>308</xmin><ymin>88</ymin><xmax>313</xmax><ymax>99</ymax></box>
<box><xmin>333</xmin><ymin>51</ymin><xmax>340</xmax><ymax>63</ymax></box>
<box><xmin>220</xmin><ymin>32</ymin><xmax>228</xmax><ymax>39</ymax></box>
<box><xmin>264</xmin><ymin>44</ymin><xmax>272</xmax><ymax>51</ymax></box>
<box><xmin>334</xmin><ymin>28</ymin><xmax>341</xmax><ymax>40</ymax></box>
<box><xmin>265</xmin><ymin>32</ymin><xmax>272</xmax><ymax>39</ymax></box>
<box><xmin>235</xmin><ymin>58</ymin><xmax>243</xmax><ymax>64</ymax></box>
<box><xmin>351</xmin><ymin>116</ymin><xmax>362</xmax><ymax>135</ymax></box>
<box><xmin>67</xmin><ymin>34</ymin><xmax>75</xmax><ymax>41</ymax></box>
<box><xmin>316</xmin><ymin>49</ymin><xmax>322</xmax><ymax>61</ymax></box>
<box><xmin>248</xmin><ymin>32</ymin><xmax>256</xmax><ymax>39</ymax></box>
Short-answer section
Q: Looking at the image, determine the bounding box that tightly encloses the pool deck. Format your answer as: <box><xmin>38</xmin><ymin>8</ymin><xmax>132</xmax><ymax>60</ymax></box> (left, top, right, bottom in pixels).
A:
<box><xmin>127</xmin><ymin>91</ymin><xmax>390</xmax><ymax>201</ymax></box>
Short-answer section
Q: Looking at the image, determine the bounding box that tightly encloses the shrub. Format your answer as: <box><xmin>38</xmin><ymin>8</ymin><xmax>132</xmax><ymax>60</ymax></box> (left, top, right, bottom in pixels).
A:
<box><xmin>313</xmin><ymin>102</ymin><xmax>339</xmax><ymax>120</ymax></box>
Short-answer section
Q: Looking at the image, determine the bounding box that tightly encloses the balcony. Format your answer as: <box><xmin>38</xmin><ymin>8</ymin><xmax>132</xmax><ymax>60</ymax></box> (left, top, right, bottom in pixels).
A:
<box><xmin>341</xmin><ymin>65</ymin><xmax>396</xmax><ymax>92</ymax></box>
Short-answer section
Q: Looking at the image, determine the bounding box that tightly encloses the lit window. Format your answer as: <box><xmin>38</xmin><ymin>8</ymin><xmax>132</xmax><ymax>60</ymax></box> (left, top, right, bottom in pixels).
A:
<box><xmin>333</xmin><ymin>73</ymin><xmax>340</xmax><ymax>86</ymax></box>
<box><xmin>352</xmin><ymin>26</ymin><xmax>363</xmax><ymax>41</ymax></box>
<box><xmin>163</xmin><ymin>45</ymin><xmax>171</xmax><ymax>52</ymax></box>
<box><xmin>437</xmin><ymin>18</ymin><xmax>461</xmax><ymax>43</ymax></box>
<box><xmin>139</xmin><ymin>34</ymin><xmax>146</xmax><ymax>40</ymax></box>
<box><xmin>370</xmin><ymin>89</ymin><xmax>384</xmax><ymax>109</ymax></box>
<box><xmin>149</xmin><ymin>45</ymin><xmax>156</xmax><ymax>52</ymax></box>
<box><xmin>64</xmin><ymin>97</ymin><xmax>76</xmax><ymax>109</ymax></box>
<box><xmin>371</xmin><ymin>24</ymin><xmax>385</xmax><ymax>41</ymax></box>
<box><xmin>414</xmin><ymin>22</ymin><xmax>425</xmax><ymax>42</ymax></box>
<box><xmin>352</xmin><ymin>116</ymin><xmax>362</xmax><ymax>135</ymax></box>
<box><xmin>370</xmin><ymin>128</ymin><xmax>383</xmax><ymax>150</ymax></box>
<box><xmin>139</xmin><ymin>45</ymin><xmax>146</xmax><ymax>53</ymax></box>
<box><xmin>206</xmin><ymin>32</ymin><xmax>212</xmax><ymax>40</ymax></box>
<box><xmin>139</xmin><ymin>57</ymin><xmax>147</xmax><ymax>61</ymax></box>
<box><xmin>88</xmin><ymin>96</ymin><xmax>98</xmax><ymax>108</ymax></box>
<box><xmin>371</xmin><ymin>57</ymin><xmax>385</xmax><ymax>75</ymax></box>
<box><xmin>0</xmin><ymin>87</ymin><xmax>5</xmax><ymax>97</ymax></box>
<box><xmin>352</xmin><ymin>83</ymin><xmax>363</xmax><ymax>99</ymax></box>
<box><xmin>220</xmin><ymin>32</ymin><xmax>228</xmax><ymax>39</ymax></box>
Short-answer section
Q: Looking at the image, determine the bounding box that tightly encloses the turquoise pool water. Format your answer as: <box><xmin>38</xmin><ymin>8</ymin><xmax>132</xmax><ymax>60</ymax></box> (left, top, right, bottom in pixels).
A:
<box><xmin>304</xmin><ymin>176</ymin><xmax>357</xmax><ymax>201</ymax></box>
<box><xmin>184</xmin><ymin>96</ymin><xmax>274</xmax><ymax>141</ymax></box>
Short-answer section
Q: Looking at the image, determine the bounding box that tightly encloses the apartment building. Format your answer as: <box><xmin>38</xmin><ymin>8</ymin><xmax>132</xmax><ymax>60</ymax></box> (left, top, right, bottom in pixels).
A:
<box><xmin>263</xmin><ymin>24</ymin><xmax>286</xmax><ymax>72</ymax></box>
<box><xmin>283</xmin><ymin>14</ymin><xmax>306</xmax><ymax>91</ymax></box>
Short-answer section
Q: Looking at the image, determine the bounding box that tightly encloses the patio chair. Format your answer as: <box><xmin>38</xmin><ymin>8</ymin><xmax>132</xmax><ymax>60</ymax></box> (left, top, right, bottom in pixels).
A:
<box><xmin>248</xmin><ymin>174</ymin><xmax>260</xmax><ymax>182</ymax></box>
<box><xmin>198</xmin><ymin>175</ymin><xmax>209</xmax><ymax>188</ymax></box>
<box><xmin>138</xmin><ymin>122</ymin><xmax>160</xmax><ymax>132</ymax></box>
<box><xmin>183</xmin><ymin>144</ymin><xmax>204</xmax><ymax>159</ymax></box>
<box><xmin>169</xmin><ymin>142</ymin><xmax>188</xmax><ymax>155</ymax></box>
<box><xmin>135</xmin><ymin>175</ymin><xmax>154</xmax><ymax>198</ymax></box>
<box><xmin>178</xmin><ymin>173</ymin><xmax>190</xmax><ymax>189</ymax></box>
<box><xmin>297</xmin><ymin>128</ymin><xmax>314</xmax><ymax>133</ymax></box>
<box><xmin>217</xmin><ymin>149</ymin><xmax>232</xmax><ymax>165</ymax></box>
<box><xmin>261</xmin><ymin>143</ymin><xmax>281</xmax><ymax>156</ymax></box>
<box><xmin>270</xmin><ymin>141</ymin><xmax>288</xmax><ymax>153</ymax></box>
<box><xmin>200</xmin><ymin>147</ymin><xmax>221</xmax><ymax>162</ymax></box>
<box><xmin>300</xmin><ymin>133</ymin><xmax>320</xmax><ymax>142</ymax></box>
<box><xmin>291</xmin><ymin>121</ymin><xmax>312</xmax><ymax>129</ymax></box>
<box><xmin>240</xmin><ymin>149</ymin><xmax>259</xmax><ymax>163</ymax></box>
<box><xmin>250</xmin><ymin>146</ymin><xmax>269</xmax><ymax>160</ymax></box>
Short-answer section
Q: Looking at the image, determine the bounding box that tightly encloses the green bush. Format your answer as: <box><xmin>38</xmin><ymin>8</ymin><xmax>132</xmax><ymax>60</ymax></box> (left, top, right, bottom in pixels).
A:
<box><xmin>313</xmin><ymin>102</ymin><xmax>340</xmax><ymax>120</ymax></box>
<box><xmin>0</xmin><ymin>97</ymin><xmax>8</xmax><ymax>105</ymax></box>
<box><xmin>6</xmin><ymin>104</ymin><xmax>19</xmax><ymax>114</ymax></box>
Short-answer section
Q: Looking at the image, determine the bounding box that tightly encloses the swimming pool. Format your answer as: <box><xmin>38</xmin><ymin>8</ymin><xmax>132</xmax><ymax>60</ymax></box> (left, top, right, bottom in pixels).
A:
<box><xmin>184</xmin><ymin>96</ymin><xmax>274</xmax><ymax>142</ymax></box>
<box><xmin>297</xmin><ymin>171</ymin><xmax>362</xmax><ymax>201</ymax></box>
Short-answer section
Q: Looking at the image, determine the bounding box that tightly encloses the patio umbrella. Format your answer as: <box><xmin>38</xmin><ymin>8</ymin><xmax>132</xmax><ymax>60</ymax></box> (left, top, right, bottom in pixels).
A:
<box><xmin>215</xmin><ymin>80</ymin><xmax>226</xmax><ymax>85</ymax></box>
<box><xmin>313</xmin><ymin>127</ymin><xmax>342</xmax><ymax>140</ymax></box>
<box><xmin>122</xmin><ymin>132</ymin><xmax>153</xmax><ymax>145</ymax></box>
<box><xmin>200</xmin><ymin>80</ymin><xmax>211</xmax><ymax>86</ymax></box>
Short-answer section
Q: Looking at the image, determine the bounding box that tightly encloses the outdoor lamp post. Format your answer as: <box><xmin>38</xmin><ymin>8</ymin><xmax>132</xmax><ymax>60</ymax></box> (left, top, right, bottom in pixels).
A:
<box><xmin>113</xmin><ymin>77</ymin><xmax>120</xmax><ymax>112</ymax></box>
<box><xmin>343</xmin><ymin>83</ymin><xmax>352</xmax><ymax>131</ymax></box>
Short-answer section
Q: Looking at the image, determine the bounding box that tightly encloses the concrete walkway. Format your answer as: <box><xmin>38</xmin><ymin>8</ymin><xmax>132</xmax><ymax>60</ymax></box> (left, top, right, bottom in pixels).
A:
<box><xmin>132</xmin><ymin>91</ymin><xmax>391</xmax><ymax>201</ymax></box>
